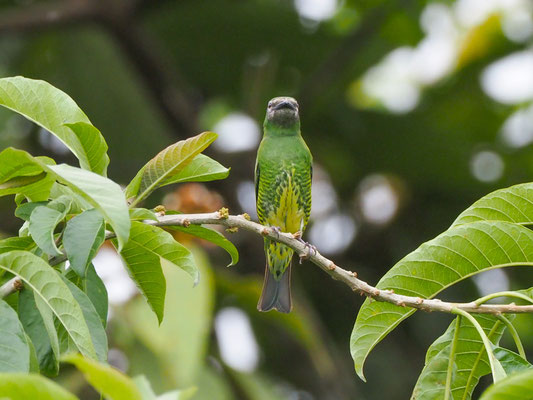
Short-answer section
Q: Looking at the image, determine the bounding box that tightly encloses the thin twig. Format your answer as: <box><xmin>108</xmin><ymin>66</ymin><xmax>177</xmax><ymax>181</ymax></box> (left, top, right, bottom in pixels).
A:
<box><xmin>2</xmin><ymin>211</ymin><xmax>533</xmax><ymax>315</ymax></box>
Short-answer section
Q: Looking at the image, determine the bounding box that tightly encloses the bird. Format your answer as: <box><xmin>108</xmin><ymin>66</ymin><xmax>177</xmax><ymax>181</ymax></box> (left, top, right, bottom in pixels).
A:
<box><xmin>255</xmin><ymin>96</ymin><xmax>313</xmax><ymax>313</ymax></box>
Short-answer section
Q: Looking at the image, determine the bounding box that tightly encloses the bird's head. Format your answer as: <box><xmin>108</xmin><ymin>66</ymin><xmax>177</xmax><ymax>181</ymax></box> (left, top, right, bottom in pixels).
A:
<box><xmin>265</xmin><ymin>97</ymin><xmax>300</xmax><ymax>129</ymax></box>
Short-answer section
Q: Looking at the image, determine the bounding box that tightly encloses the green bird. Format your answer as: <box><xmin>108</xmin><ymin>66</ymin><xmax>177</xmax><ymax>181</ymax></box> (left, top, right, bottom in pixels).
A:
<box><xmin>255</xmin><ymin>97</ymin><xmax>313</xmax><ymax>313</ymax></box>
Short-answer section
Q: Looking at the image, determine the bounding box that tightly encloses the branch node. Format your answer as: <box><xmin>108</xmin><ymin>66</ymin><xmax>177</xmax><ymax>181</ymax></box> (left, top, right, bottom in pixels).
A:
<box><xmin>328</xmin><ymin>262</ymin><xmax>336</xmax><ymax>271</ymax></box>
<box><xmin>218</xmin><ymin>207</ymin><xmax>229</xmax><ymax>219</ymax></box>
<box><xmin>182</xmin><ymin>219</ymin><xmax>191</xmax><ymax>228</ymax></box>
<box><xmin>261</xmin><ymin>228</ymin><xmax>269</xmax><ymax>236</ymax></box>
<box><xmin>241</xmin><ymin>213</ymin><xmax>251</xmax><ymax>221</ymax></box>
<box><xmin>292</xmin><ymin>231</ymin><xmax>302</xmax><ymax>240</ymax></box>
<box><xmin>13</xmin><ymin>279</ymin><xmax>23</xmax><ymax>291</ymax></box>
<box><xmin>154</xmin><ymin>205</ymin><xmax>166</xmax><ymax>215</ymax></box>
<box><xmin>350</xmin><ymin>271</ymin><xmax>358</xmax><ymax>277</ymax></box>
<box><xmin>416</xmin><ymin>297</ymin><xmax>424</xmax><ymax>304</ymax></box>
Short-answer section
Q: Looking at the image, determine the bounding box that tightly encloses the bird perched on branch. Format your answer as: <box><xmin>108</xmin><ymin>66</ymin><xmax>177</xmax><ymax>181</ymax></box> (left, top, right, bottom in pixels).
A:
<box><xmin>255</xmin><ymin>97</ymin><xmax>313</xmax><ymax>313</ymax></box>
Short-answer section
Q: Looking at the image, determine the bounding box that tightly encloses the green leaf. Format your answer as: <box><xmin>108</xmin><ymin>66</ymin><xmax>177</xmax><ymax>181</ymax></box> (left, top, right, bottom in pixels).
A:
<box><xmin>25</xmin><ymin>334</ymin><xmax>40</xmax><ymax>373</ymax></box>
<box><xmin>452</xmin><ymin>183</ymin><xmax>533</xmax><ymax>227</ymax></box>
<box><xmin>0</xmin><ymin>373</ymin><xmax>78</xmax><ymax>400</ymax></box>
<box><xmin>0</xmin><ymin>76</ymin><xmax>109</xmax><ymax>175</ymax></box>
<box><xmin>15</xmin><ymin>201</ymin><xmax>48</xmax><ymax>221</ymax></box>
<box><xmin>166</xmin><ymin>224</ymin><xmax>238</xmax><ymax>267</ymax></box>
<box><xmin>0</xmin><ymin>148</ymin><xmax>55</xmax><ymax>200</ymax></box>
<box><xmin>115</xmin><ymin>222</ymin><xmax>197</xmax><ymax>324</ymax></box>
<box><xmin>45</xmin><ymin>164</ymin><xmax>130</xmax><ymax>250</ymax></box>
<box><xmin>0</xmin><ymin>236</ymin><xmax>35</xmax><ymax>255</ymax></box>
<box><xmin>84</xmin><ymin>263</ymin><xmax>108</xmax><ymax>327</ymax></box>
<box><xmin>29</xmin><ymin>206</ymin><xmax>65</xmax><ymax>256</ymax></box>
<box><xmin>18</xmin><ymin>288</ymin><xmax>59</xmax><ymax>376</ymax></box>
<box><xmin>133</xmin><ymin>375</ymin><xmax>197</xmax><ymax>400</ymax></box>
<box><xmin>0</xmin><ymin>251</ymin><xmax>96</xmax><ymax>360</ymax></box>
<box><xmin>63</xmin><ymin>209</ymin><xmax>105</xmax><ymax>276</ymax></box>
<box><xmin>161</xmin><ymin>153</ymin><xmax>229</xmax><ymax>185</ymax></box>
<box><xmin>480</xmin><ymin>369</ymin><xmax>533</xmax><ymax>400</ymax></box>
<box><xmin>351</xmin><ymin>221</ymin><xmax>533</xmax><ymax>381</ymax></box>
<box><xmin>495</xmin><ymin>347</ymin><xmax>533</xmax><ymax>375</ymax></box>
<box><xmin>123</xmin><ymin>248</ymin><xmax>213</xmax><ymax>386</ymax></box>
<box><xmin>125</xmin><ymin>132</ymin><xmax>218</xmax><ymax>205</ymax></box>
<box><xmin>0</xmin><ymin>299</ymin><xmax>30</xmax><ymax>372</ymax></box>
<box><xmin>412</xmin><ymin>315</ymin><xmax>508</xmax><ymax>400</ymax></box>
<box><xmin>130</xmin><ymin>208</ymin><xmax>159</xmax><ymax>221</ymax></box>
<box><xmin>61</xmin><ymin>277</ymin><xmax>108</xmax><ymax>362</ymax></box>
<box><xmin>64</xmin><ymin>122</ymin><xmax>110</xmax><ymax>177</ymax></box>
<box><xmin>63</xmin><ymin>353</ymin><xmax>142</xmax><ymax>400</ymax></box>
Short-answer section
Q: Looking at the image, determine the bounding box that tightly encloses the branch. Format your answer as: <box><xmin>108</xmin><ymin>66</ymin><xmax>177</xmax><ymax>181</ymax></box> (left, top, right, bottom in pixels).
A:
<box><xmin>2</xmin><ymin>211</ymin><xmax>533</xmax><ymax>315</ymax></box>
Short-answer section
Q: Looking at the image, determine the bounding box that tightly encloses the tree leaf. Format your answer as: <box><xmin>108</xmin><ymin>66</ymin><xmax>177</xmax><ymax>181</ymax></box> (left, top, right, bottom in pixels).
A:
<box><xmin>124</xmin><ymin>248</ymin><xmax>213</xmax><ymax>386</ymax></box>
<box><xmin>0</xmin><ymin>148</ymin><xmax>129</xmax><ymax>250</ymax></box>
<box><xmin>0</xmin><ymin>299</ymin><xmax>30</xmax><ymax>372</ymax></box>
<box><xmin>125</xmin><ymin>132</ymin><xmax>218</xmax><ymax>205</ymax></box>
<box><xmin>29</xmin><ymin>206</ymin><xmax>65</xmax><ymax>256</ymax></box>
<box><xmin>18</xmin><ymin>289</ymin><xmax>59</xmax><ymax>376</ymax></box>
<box><xmin>0</xmin><ymin>373</ymin><xmax>78</xmax><ymax>400</ymax></box>
<box><xmin>479</xmin><ymin>369</ymin><xmax>533</xmax><ymax>400</ymax></box>
<box><xmin>0</xmin><ymin>251</ymin><xmax>96</xmax><ymax>360</ymax></box>
<box><xmin>452</xmin><ymin>183</ymin><xmax>533</xmax><ymax>227</ymax></box>
<box><xmin>161</xmin><ymin>154</ymin><xmax>230</xmax><ymax>185</ymax></box>
<box><xmin>62</xmin><ymin>353</ymin><xmax>142</xmax><ymax>400</ymax></box>
<box><xmin>25</xmin><ymin>334</ymin><xmax>40</xmax><ymax>373</ymax></box>
<box><xmin>115</xmin><ymin>222</ymin><xmax>197</xmax><ymax>324</ymax></box>
<box><xmin>166</xmin><ymin>224</ymin><xmax>238</xmax><ymax>267</ymax></box>
<box><xmin>15</xmin><ymin>201</ymin><xmax>48</xmax><ymax>221</ymax></box>
<box><xmin>0</xmin><ymin>148</ymin><xmax>55</xmax><ymax>201</ymax></box>
<box><xmin>0</xmin><ymin>236</ymin><xmax>35</xmax><ymax>255</ymax></box>
<box><xmin>351</xmin><ymin>221</ymin><xmax>533</xmax><ymax>381</ymax></box>
<box><xmin>495</xmin><ymin>347</ymin><xmax>533</xmax><ymax>375</ymax></box>
<box><xmin>63</xmin><ymin>209</ymin><xmax>105</xmax><ymax>276</ymax></box>
<box><xmin>84</xmin><ymin>263</ymin><xmax>108</xmax><ymax>328</ymax></box>
<box><xmin>45</xmin><ymin>164</ymin><xmax>130</xmax><ymax>250</ymax></box>
<box><xmin>0</xmin><ymin>76</ymin><xmax>109</xmax><ymax>175</ymax></box>
<box><xmin>129</xmin><ymin>207</ymin><xmax>158</xmax><ymax>221</ymax></box>
<box><xmin>60</xmin><ymin>277</ymin><xmax>108</xmax><ymax>362</ymax></box>
<box><xmin>64</xmin><ymin>122</ymin><xmax>110</xmax><ymax>177</ymax></box>
<box><xmin>412</xmin><ymin>315</ymin><xmax>508</xmax><ymax>400</ymax></box>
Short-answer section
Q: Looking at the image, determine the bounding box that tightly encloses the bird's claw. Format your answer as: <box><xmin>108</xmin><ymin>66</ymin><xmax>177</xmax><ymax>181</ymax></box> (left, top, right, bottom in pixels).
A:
<box><xmin>270</xmin><ymin>226</ymin><xmax>282</xmax><ymax>238</ymax></box>
<box><xmin>298</xmin><ymin>238</ymin><xmax>317</xmax><ymax>264</ymax></box>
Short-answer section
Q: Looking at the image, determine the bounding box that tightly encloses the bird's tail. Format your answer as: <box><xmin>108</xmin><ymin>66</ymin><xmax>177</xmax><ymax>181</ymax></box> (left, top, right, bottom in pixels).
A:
<box><xmin>257</xmin><ymin>263</ymin><xmax>292</xmax><ymax>313</ymax></box>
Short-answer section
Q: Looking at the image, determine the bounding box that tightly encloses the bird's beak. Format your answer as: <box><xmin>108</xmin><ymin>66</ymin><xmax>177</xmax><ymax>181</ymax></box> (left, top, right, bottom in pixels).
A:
<box><xmin>274</xmin><ymin>101</ymin><xmax>297</xmax><ymax>111</ymax></box>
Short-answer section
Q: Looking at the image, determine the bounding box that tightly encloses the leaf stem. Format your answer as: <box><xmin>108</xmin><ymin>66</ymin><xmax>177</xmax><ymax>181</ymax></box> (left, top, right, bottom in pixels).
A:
<box><xmin>445</xmin><ymin>316</ymin><xmax>461</xmax><ymax>400</ymax></box>
<box><xmin>496</xmin><ymin>315</ymin><xmax>526</xmax><ymax>359</ymax></box>
<box><xmin>452</xmin><ymin>308</ymin><xmax>505</xmax><ymax>383</ymax></box>
<box><xmin>475</xmin><ymin>291</ymin><xmax>533</xmax><ymax>306</ymax></box>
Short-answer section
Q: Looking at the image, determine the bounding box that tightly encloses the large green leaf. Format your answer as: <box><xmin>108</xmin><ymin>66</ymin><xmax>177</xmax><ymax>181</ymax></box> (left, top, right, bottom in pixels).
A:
<box><xmin>0</xmin><ymin>76</ymin><xmax>109</xmax><ymax>175</ymax></box>
<box><xmin>411</xmin><ymin>315</ymin><xmax>508</xmax><ymax>400</ymax></box>
<box><xmin>161</xmin><ymin>153</ymin><xmax>229</xmax><ymax>185</ymax></box>
<box><xmin>0</xmin><ymin>236</ymin><xmax>35</xmax><ymax>255</ymax></box>
<box><xmin>0</xmin><ymin>299</ymin><xmax>30</xmax><ymax>372</ymax></box>
<box><xmin>84</xmin><ymin>263</ymin><xmax>108</xmax><ymax>327</ymax></box>
<box><xmin>28</xmin><ymin>206</ymin><xmax>65</xmax><ymax>257</ymax></box>
<box><xmin>125</xmin><ymin>131</ymin><xmax>218</xmax><ymax>205</ymax></box>
<box><xmin>0</xmin><ymin>251</ymin><xmax>96</xmax><ymax>360</ymax></box>
<box><xmin>61</xmin><ymin>277</ymin><xmax>107</xmax><ymax>362</ymax></box>
<box><xmin>166</xmin><ymin>223</ymin><xmax>239</xmax><ymax>267</ymax></box>
<box><xmin>495</xmin><ymin>347</ymin><xmax>532</xmax><ymax>375</ymax></box>
<box><xmin>123</xmin><ymin>248</ymin><xmax>213</xmax><ymax>386</ymax></box>
<box><xmin>115</xmin><ymin>222</ymin><xmax>197</xmax><ymax>324</ymax></box>
<box><xmin>45</xmin><ymin>164</ymin><xmax>130</xmax><ymax>250</ymax></box>
<box><xmin>63</xmin><ymin>353</ymin><xmax>142</xmax><ymax>400</ymax></box>
<box><xmin>0</xmin><ymin>148</ymin><xmax>129</xmax><ymax>249</ymax></box>
<box><xmin>0</xmin><ymin>373</ymin><xmax>78</xmax><ymax>400</ymax></box>
<box><xmin>453</xmin><ymin>183</ymin><xmax>533</xmax><ymax>227</ymax></box>
<box><xmin>63</xmin><ymin>209</ymin><xmax>105</xmax><ymax>276</ymax></box>
<box><xmin>18</xmin><ymin>289</ymin><xmax>59</xmax><ymax>376</ymax></box>
<box><xmin>480</xmin><ymin>369</ymin><xmax>533</xmax><ymax>400</ymax></box>
<box><xmin>0</xmin><ymin>148</ymin><xmax>55</xmax><ymax>201</ymax></box>
<box><xmin>351</xmin><ymin>221</ymin><xmax>533</xmax><ymax>380</ymax></box>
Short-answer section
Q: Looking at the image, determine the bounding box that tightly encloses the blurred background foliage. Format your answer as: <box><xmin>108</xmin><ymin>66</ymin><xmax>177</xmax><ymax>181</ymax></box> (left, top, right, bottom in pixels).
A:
<box><xmin>1</xmin><ymin>0</ymin><xmax>533</xmax><ymax>398</ymax></box>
